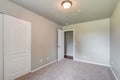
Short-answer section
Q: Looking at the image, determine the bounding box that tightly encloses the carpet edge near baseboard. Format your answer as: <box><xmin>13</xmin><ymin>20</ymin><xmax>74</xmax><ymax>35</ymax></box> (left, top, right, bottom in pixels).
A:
<box><xmin>109</xmin><ymin>67</ymin><xmax>119</xmax><ymax>80</ymax></box>
<box><xmin>74</xmin><ymin>59</ymin><xmax>110</xmax><ymax>67</ymax></box>
<box><xmin>31</xmin><ymin>60</ymin><xmax>58</xmax><ymax>73</ymax></box>
<box><xmin>31</xmin><ymin>59</ymin><xmax>118</xmax><ymax>80</ymax></box>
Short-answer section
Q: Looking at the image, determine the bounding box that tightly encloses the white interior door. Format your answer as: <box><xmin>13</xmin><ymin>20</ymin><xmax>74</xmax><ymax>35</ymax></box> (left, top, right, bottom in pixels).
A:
<box><xmin>4</xmin><ymin>14</ymin><xmax>31</xmax><ymax>80</ymax></box>
<box><xmin>0</xmin><ymin>13</ymin><xmax>3</xmax><ymax>80</ymax></box>
<box><xmin>58</xmin><ymin>29</ymin><xmax>64</xmax><ymax>61</ymax></box>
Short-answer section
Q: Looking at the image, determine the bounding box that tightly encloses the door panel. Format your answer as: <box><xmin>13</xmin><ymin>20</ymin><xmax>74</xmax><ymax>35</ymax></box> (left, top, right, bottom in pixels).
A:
<box><xmin>58</xmin><ymin>29</ymin><xmax>64</xmax><ymax>61</ymax></box>
<box><xmin>4</xmin><ymin>14</ymin><xmax>31</xmax><ymax>80</ymax></box>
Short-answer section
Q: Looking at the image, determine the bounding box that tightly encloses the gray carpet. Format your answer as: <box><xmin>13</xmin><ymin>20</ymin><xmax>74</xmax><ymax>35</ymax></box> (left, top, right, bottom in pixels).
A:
<box><xmin>16</xmin><ymin>59</ymin><xmax>116</xmax><ymax>80</ymax></box>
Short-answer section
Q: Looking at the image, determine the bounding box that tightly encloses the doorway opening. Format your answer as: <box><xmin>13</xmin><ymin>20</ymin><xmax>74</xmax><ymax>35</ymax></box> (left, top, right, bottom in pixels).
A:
<box><xmin>64</xmin><ymin>30</ymin><xmax>74</xmax><ymax>59</ymax></box>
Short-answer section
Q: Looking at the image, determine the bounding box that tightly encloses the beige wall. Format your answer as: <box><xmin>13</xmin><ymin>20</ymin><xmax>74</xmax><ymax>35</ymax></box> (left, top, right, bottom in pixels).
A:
<box><xmin>110</xmin><ymin>1</ymin><xmax>120</xmax><ymax>80</ymax></box>
<box><xmin>63</xmin><ymin>18</ymin><xmax>110</xmax><ymax>65</ymax></box>
<box><xmin>0</xmin><ymin>1</ymin><xmax>61</xmax><ymax>78</ymax></box>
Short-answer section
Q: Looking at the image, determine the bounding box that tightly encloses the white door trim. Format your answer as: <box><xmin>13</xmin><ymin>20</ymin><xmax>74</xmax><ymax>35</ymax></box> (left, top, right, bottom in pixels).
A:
<box><xmin>58</xmin><ymin>29</ymin><xmax>64</xmax><ymax>61</ymax></box>
<box><xmin>64</xmin><ymin>29</ymin><xmax>75</xmax><ymax>60</ymax></box>
<box><xmin>0</xmin><ymin>13</ymin><xmax>3</xmax><ymax>80</ymax></box>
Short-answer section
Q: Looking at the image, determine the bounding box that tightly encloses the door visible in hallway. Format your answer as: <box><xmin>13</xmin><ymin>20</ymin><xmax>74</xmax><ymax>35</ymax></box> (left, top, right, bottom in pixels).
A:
<box><xmin>64</xmin><ymin>31</ymin><xmax>73</xmax><ymax>59</ymax></box>
<box><xmin>58</xmin><ymin>29</ymin><xmax>64</xmax><ymax>61</ymax></box>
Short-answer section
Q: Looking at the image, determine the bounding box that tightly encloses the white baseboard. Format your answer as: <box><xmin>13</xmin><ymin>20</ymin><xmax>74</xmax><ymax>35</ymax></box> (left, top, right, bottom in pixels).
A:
<box><xmin>74</xmin><ymin>59</ymin><xmax>110</xmax><ymax>67</ymax></box>
<box><xmin>31</xmin><ymin>59</ymin><xmax>118</xmax><ymax>80</ymax></box>
<box><xmin>31</xmin><ymin>60</ymin><xmax>57</xmax><ymax>73</ymax></box>
<box><xmin>65</xmin><ymin>54</ymin><xmax>73</xmax><ymax>57</ymax></box>
<box><xmin>110</xmin><ymin>67</ymin><xmax>118</xmax><ymax>80</ymax></box>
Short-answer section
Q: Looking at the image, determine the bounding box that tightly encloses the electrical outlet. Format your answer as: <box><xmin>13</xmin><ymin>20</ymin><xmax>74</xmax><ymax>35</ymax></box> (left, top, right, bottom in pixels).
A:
<box><xmin>83</xmin><ymin>56</ymin><xmax>87</xmax><ymax>58</ymax></box>
<box><xmin>111</xmin><ymin>61</ymin><xmax>114</xmax><ymax>65</ymax></box>
<box><xmin>47</xmin><ymin>57</ymin><xmax>49</xmax><ymax>60</ymax></box>
<box><xmin>40</xmin><ymin>59</ymin><xmax>43</xmax><ymax>63</ymax></box>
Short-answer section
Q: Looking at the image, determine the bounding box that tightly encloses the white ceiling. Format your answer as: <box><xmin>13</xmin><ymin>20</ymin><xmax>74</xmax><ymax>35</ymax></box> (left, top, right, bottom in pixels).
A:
<box><xmin>9</xmin><ymin>0</ymin><xmax>119</xmax><ymax>26</ymax></box>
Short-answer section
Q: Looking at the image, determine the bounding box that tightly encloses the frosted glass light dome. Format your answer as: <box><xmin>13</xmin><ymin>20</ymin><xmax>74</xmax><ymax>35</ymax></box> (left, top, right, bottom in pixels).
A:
<box><xmin>62</xmin><ymin>1</ymin><xmax>72</xmax><ymax>9</ymax></box>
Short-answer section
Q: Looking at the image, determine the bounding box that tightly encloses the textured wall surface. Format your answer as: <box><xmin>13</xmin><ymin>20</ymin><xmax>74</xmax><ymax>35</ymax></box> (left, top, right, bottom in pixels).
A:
<box><xmin>110</xmin><ymin>1</ymin><xmax>120</xmax><ymax>80</ymax></box>
<box><xmin>63</xmin><ymin>19</ymin><xmax>110</xmax><ymax>66</ymax></box>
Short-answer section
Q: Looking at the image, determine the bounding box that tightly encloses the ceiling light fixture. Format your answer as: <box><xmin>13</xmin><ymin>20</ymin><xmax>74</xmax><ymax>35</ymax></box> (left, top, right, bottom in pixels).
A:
<box><xmin>62</xmin><ymin>0</ymin><xmax>72</xmax><ymax>9</ymax></box>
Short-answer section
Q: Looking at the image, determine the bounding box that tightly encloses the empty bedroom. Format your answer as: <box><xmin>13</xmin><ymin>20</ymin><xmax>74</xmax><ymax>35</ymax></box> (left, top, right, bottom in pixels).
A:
<box><xmin>0</xmin><ymin>0</ymin><xmax>120</xmax><ymax>80</ymax></box>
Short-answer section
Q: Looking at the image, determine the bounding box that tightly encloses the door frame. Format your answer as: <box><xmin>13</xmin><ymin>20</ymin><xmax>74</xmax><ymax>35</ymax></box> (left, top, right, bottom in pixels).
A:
<box><xmin>0</xmin><ymin>13</ymin><xmax>3</xmax><ymax>80</ymax></box>
<box><xmin>64</xmin><ymin>29</ymin><xmax>75</xmax><ymax>60</ymax></box>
